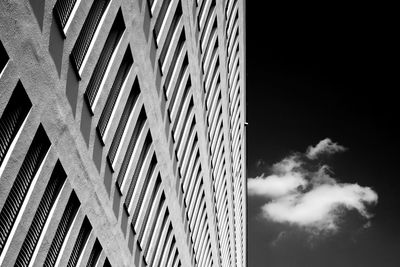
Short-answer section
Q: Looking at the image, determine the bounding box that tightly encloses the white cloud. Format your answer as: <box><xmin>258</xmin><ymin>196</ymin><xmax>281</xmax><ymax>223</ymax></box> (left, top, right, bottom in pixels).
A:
<box><xmin>310</xmin><ymin>165</ymin><xmax>336</xmax><ymax>185</ymax></box>
<box><xmin>306</xmin><ymin>138</ymin><xmax>347</xmax><ymax>159</ymax></box>
<box><xmin>248</xmin><ymin>156</ymin><xmax>307</xmax><ymax>198</ymax></box>
<box><xmin>248</xmin><ymin>139</ymin><xmax>378</xmax><ymax>235</ymax></box>
<box><xmin>248</xmin><ymin>173</ymin><xmax>307</xmax><ymax>199</ymax></box>
<box><xmin>271</xmin><ymin>155</ymin><xmax>302</xmax><ymax>174</ymax></box>
<box><xmin>262</xmin><ymin>183</ymin><xmax>378</xmax><ymax>233</ymax></box>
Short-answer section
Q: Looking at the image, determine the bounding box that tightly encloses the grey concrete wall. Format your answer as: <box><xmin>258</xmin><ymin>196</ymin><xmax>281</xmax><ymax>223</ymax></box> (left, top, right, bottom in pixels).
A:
<box><xmin>0</xmin><ymin>0</ymin><xmax>246</xmax><ymax>266</ymax></box>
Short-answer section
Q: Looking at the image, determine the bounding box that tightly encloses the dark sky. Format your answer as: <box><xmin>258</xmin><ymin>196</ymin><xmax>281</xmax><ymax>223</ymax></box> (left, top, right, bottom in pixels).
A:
<box><xmin>245</xmin><ymin>2</ymin><xmax>398</xmax><ymax>267</ymax></box>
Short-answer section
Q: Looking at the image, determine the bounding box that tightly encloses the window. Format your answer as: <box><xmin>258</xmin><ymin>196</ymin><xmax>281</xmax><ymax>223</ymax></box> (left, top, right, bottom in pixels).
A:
<box><xmin>86</xmin><ymin>239</ymin><xmax>102</xmax><ymax>267</ymax></box>
<box><xmin>70</xmin><ymin>0</ymin><xmax>111</xmax><ymax>71</ymax></box>
<box><xmin>162</xmin><ymin>32</ymin><xmax>186</xmax><ymax>95</ymax></box>
<box><xmin>144</xmin><ymin>204</ymin><xmax>168</xmax><ymax>257</ymax></box>
<box><xmin>160</xmin><ymin>236</ymin><xmax>175</xmax><ymax>266</ymax></box>
<box><xmin>124</xmin><ymin>133</ymin><xmax>152</xmax><ymax>213</ymax></box>
<box><xmin>180</xmin><ymin>136</ymin><xmax>198</xmax><ymax>180</ymax></box>
<box><xmin>0</xmin><ymin>124</ymin><xmax>50</xmax><ymax>255</ymax></box>
<box><xmin>135</xmin><ymin>175</ymin><xmax>161</xmax><ymax>235</ymax></box>
<box><xmin>0</xmin><ymin>40</ymin><xmax>8</xmax><ymax>74</ymax></box>
<box><xmin>206</xmin><ymin>75</ymin><xmax>220</xmax><ymax>110</ymax></box>
<box><xmin>131</xmin><ymin>154</ymin><xmax>157</xmax><ymax>226</ymax></box>
<box><xmin>186</xmin><ymin>170</ymin><xmax>201</xmax><ymax>211</ymax></box>
<box><xmin>116</xmin><ymin>107</ymin><xmax>146</xmax><ymax>189</ymax></box>
<box><xmin>84</xmin><ymin>9</ymin><xmax>125</xmax><ymax>109</ymax></box>
<box><xmin>14</xmin><ymin>161</ymin><xmax>67</xmax><ymax>266</ymax></box>
<box><xmin>138</xmin><ymin>193</ymin><xmax>165</xmax><ymax>247</ymax></box>
<box><xmin>97</xmin><ymin>46</ymin><xmax>133</xmax><ymax>140</ymax></box>
<box><xmin>197</xmin><ymin>0</ymin><xmax>211</xmax><ymax>30</ymax></box>
<box><xmin>167</xmin><ymin>56</ymin><xmax>188</xmax><ymax>113</ymax></box>
<box><xmin>202</xmin><ymin>29</ymin><xmax>217</xmax><ymax>73</ymax></box>
<box><xmin>176</xmin><ymin>114</ymin><xmax>195</xmax><ymax>161</ymax></box>
<box><xmin>155</xmin><ymin>227</ymin><xmax>175</xmax><ymax>266</ymax></box>
<box><xmin>67</xmin><ymin>217</ymin><xmax>92</xmax><ymax>267</ymax></box>
<box><xmin>227</xmin><ymin>24</ymin><xmax>239</xmax><ymax>58</ymax></box>
<box><xmin>43</xmin><ymin>191</ymin><xmax>81</xmax><ymax>267</ymax></box>
<box><xmin>200</xmin><ymin>13</ymin><xmax>216</xmax><ymax>53</ymax></box>
<box><xmin>204</xmin><ymin>55</ymin><xmax>219</xmax><ymax>93</ymax></box>
<box><xmin>153</xmin><ymin>0</ymin><xmax>173</xmax><ymax>41</ymax></box>
<box><xmin>173</xmin><ymin>97</ymin><xmax>193</xmax><ymax>142</ymax></box>
<box><xmin>170</xmin><ymin>77</ymin><xmax>190</xmax><ymax>127</ymax></box>
<box><xmin>53</xmin><ymin>0</ymin><xmax>78</xmax><ymax>30</ymax></box>
<box><xmin>103</xmin><ymin>258</ymin><xmax>111</xmax><ymax>267</ymax></box>
<box><xmin>158</xmin><ymin>4</ymin><xmax>183</xmax><ymax>70</ymax></box>
<box><xmin>153</xmin><ymin>224</ymin><xmax>172</xmax><ymax>266</ymax></box>
<box><xmin>107</xmin><ymin>78</ymin><xmax>141</xmax><ymax>167</ymax></box>
<box><xmin>183</xmin><ymin>156</ymin><xmax>200</xmax><ymax>196</ymax></box>
<box><xmin>0</xmin><ymin>82</ymin><xmax>32</xmax><ymax>168</ymax></box>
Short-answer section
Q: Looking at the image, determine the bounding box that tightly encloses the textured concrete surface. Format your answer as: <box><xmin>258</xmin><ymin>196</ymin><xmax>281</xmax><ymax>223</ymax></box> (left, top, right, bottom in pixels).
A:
<box><xmin>0</xmin><ymin>0</ymin><xmax>246</xmax><ymax>266</ymax></box>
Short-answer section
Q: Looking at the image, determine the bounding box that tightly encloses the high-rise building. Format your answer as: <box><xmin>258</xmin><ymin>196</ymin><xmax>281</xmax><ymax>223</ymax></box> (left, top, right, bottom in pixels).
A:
<box><xmin>0</xmin><ymin>0</ymin><xmax>246</xmax><ymax>266</ymax></box>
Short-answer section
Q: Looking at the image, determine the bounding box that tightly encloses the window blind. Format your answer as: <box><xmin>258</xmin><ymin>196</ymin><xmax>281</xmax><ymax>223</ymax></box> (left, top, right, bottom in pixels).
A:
<box><xmin>124</xmin><ymin>133</ymin><xmax>152</xmax><ymax>212</ymax></box>
<box><xmin>0</xmin><ymin>124</ymin><xmax>50</xmax><ymax>255</ymax></box>
<box><xmin>66</xmin><ymin>217</ymin><xmax>92</xmax><ymax>267</ymax></box>
<box><xmin>97</xmin><ymin>47</ymin><xmax>133</xmax><ymax>139</ymax></box>
<box><xmin>131</xmin><ymin>155</ymin><xmax>157</xmax><ymax>227</ymax></box>
<box><xmin>85</xmin><ymin>10</ymin><xmax>125</xmax><ymax>108</ymax></box>
<box><xmin>116</xmin><ymin>108</ymin><xmax>146</xmax><ymax>188</ymax></box>
<box><xmin>70</xmin><ymin>0</ymin><xmax>111</xmax><ymax>71</ymax></box>
<box><xmin>43</xmin><ymin>191</ymin><xmax>80</xmax><ymax>267</ymax></box>
<box><xmin>53</xmin><ymin>0</ymin><xmax>77</xmax><ymax>29</ymax></box>
<box><xmin>167</xmin><ymin>56</ymin><xmax>188</xmax><ymax>112</ymax></box>
<box><xmin>153</xmin><ymin>0</ymin><xmax>172</xmax><ymax>40</ymax></box>
<box><xmin>107</xmin><ymin>78</ymin><xmax>141</xmax><ymax>166</ymax></box>
<box><xmin>158</xmin><ymin>4</ymin><xmax>183</xmax><ymax>67</ymax></box>
<box><xmin>0</xmin><ymin>82</ymin><xmax>32</xmax><ymax>167</ymax></box>
<box><xmin>15</xmin><ymin>161</ymin><xmax>67</xmax><ymax>267</ymax></box>
<box><xmin>163</xmin><ymin>32</ymin><xmax>185</xmax><ymax>92</ymax></box>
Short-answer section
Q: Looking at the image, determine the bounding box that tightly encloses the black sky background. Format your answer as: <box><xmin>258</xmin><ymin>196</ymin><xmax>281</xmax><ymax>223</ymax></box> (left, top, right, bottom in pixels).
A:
<box><xmin>246</xmin><ymin>2</ymin><xmax>398</xmax><ymax>267</ymax></box>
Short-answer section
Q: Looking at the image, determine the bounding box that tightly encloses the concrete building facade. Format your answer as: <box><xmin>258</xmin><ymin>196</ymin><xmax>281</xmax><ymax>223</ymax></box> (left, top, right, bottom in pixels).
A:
<box><xmin>0</xmin><ymin>0</ymin><xmax>246</xmax><ymax>266</ymax></box>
